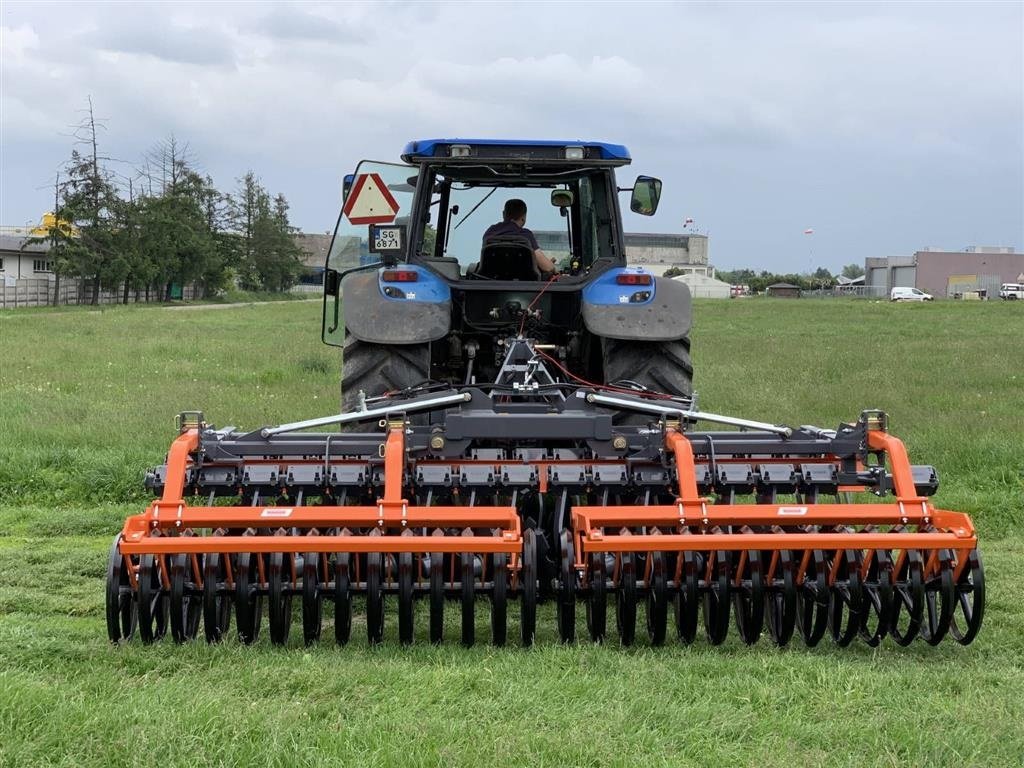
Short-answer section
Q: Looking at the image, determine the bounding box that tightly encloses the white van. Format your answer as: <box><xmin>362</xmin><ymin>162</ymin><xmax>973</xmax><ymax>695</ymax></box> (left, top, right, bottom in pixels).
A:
<box><xmin>890</xmin><ymin>287</ymin><xmax>933</xmax><ymax>302</ymax></box>
<box><xmin>999</xmin><ymin>283</ymin><xmax>1023</xmax><ymax>300</ymax></box>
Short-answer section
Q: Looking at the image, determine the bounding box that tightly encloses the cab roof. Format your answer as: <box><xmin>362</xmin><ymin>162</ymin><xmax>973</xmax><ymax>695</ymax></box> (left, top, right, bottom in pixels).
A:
<box><xmin>401</xmin><ymin>138</ymin><xmax>631</xmax><ymax>165</ymax></box>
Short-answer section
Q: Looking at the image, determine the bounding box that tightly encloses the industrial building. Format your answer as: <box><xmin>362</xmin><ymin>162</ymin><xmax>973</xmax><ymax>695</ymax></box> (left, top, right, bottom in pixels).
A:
<box><xmin>866</xmin><ymin>246</ymin><xmax>1024</xmax><ymax>299</ymax></box>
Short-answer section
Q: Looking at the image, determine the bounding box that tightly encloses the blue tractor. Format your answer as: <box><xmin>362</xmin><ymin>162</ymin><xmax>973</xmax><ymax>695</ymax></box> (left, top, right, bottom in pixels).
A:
<box><xmin>107</xmin><ymin>139</ymin><xmax>983</xmax><ymax>651</ymax></box>
<box><xmin>321</xmin><ymin>139</ymin><xmax>693</xmax><ymax>411</ymax></box>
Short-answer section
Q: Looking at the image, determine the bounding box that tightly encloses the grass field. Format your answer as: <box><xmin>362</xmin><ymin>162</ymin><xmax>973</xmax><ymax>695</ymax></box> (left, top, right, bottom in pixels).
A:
<box><xmin>1</xmin><ymin>298</ymin><xmax>1022</xmax><ymax>766</ymax></box>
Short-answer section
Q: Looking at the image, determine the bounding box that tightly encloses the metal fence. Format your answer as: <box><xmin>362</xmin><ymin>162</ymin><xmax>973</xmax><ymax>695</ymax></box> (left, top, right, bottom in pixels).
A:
<box><xmin>0</xmin><ymin>277</ymin><xmax>197</xmax><ymax>309</ymax></box>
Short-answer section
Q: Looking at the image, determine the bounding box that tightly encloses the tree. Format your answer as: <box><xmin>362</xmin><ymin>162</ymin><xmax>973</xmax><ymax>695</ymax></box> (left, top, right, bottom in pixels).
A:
<box><xmin>231</xmin><ymin>173</ymin><xmax>304</xmax><ymax>292</ymax></box>
<box><xmin>842</xmin><ymin>263</ymin><xmax>865</xmax><ymax>279</ymax></box>
<box><xmin>44</xmin><ymin>98</ymin><xmax>125</xmax><ymax>304</ymax></box>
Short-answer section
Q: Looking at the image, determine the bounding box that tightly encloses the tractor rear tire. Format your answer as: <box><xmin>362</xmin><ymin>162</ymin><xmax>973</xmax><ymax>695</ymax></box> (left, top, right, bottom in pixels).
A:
<box><xmin>341</xmin><ymin>332</ymin><xmax>431</xmax><ymax>412</ymax></box>
<box><xmin>600</xmin><ymin>337</ymin><xmax>693</xmax><ymax>421</ymax></box>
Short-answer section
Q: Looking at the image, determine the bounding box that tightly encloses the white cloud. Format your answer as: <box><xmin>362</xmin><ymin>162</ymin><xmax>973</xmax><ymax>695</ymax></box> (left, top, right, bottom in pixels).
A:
<box><xmin>1</xmin><ymin>0</ymin><xmax>1021</xmax><ymax>268</ymax></box>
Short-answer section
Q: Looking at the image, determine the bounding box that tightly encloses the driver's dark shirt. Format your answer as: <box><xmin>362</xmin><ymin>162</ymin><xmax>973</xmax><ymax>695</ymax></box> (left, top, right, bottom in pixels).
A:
<box><xmin>482</xmin><ymin>221</ymin><xmax>540</xmax><ymax>250</ymax></box>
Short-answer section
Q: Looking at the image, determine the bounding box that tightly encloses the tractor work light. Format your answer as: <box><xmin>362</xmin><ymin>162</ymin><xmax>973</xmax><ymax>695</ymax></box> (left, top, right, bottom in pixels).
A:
<box><xmin>382</xmin><ymin>270</ymin><xmax>419</xmax><ymax>282</ymax></box>
<box><xmin>616</xmin><ymin>273</ymin><xmax>653</xmax><ymax>286</ymax></box>
<box><xmin>564</xmin><ymin>146</ymin><xmax>585</xmax><ymax>160</ymax></box>
<box><xmin>449</xmin><ymin>144</ymin><xmax>472</xmax><ymax>158</ymax></box>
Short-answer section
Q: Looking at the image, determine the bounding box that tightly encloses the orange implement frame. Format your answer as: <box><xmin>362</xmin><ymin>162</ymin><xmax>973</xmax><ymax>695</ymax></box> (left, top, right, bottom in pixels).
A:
<box><xmin>118</xmin><ymin>426</ymin><xmax>523</xmax><ymax>559</ymax></box>
<box><xmin>571</xmin><ymin>428</ymin><xmax>977</xmax><ymax>581</ymax></box>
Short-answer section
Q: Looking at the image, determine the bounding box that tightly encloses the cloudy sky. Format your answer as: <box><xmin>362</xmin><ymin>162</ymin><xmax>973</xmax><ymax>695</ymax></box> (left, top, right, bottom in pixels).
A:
<box><xmin>2</xmin><ymin>1</ymin><xmax>1021</xmax><ymax>271</ymax></box>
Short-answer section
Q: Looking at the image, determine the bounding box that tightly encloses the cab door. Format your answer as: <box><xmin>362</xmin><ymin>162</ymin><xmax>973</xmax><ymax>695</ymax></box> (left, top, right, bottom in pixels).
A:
<box><xmin>322</xmin><ymin>161</ymin><xmax>418</xmax><ymax>346</ymax></box>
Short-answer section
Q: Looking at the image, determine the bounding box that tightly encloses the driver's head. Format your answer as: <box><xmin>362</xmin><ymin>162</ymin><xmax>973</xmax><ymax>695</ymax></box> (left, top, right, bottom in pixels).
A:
<box><xmin>503</xmin><ymin>198</ymin><xmax>528</xmax><ymax>226</ymax></box>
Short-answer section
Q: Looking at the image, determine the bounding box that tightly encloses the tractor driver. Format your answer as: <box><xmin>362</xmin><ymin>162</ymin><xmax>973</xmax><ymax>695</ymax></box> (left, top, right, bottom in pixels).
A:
<box><xmin>482</xmin><ymin>199</ymin><xmax>556</xmax><ymax>274</ymax></box>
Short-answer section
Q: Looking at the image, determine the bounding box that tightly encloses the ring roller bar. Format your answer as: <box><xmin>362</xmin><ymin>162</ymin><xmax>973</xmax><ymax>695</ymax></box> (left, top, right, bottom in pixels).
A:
<box><xmin>107</xmin><ymin>403</ymin><xmax>984</xmax><ymax>648</ymax></box>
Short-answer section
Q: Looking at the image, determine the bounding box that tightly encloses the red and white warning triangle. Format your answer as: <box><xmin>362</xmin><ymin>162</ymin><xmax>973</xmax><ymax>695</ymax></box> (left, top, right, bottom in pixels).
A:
<box><xmin>342</xmin><ymin>173</ymin><xmax>401</xmax><ymax>225</ymax></box>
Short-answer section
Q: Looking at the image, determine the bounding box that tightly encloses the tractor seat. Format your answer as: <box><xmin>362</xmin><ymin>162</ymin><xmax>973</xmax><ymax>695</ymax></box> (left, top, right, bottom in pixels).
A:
<box><xmin>475</xmin><ymin>235</ymin><xmax>540</xmax><ymax>281</ymax></box>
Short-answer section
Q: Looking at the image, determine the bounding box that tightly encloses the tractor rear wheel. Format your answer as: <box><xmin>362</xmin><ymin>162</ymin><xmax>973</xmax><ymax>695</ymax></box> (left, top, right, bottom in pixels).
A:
<box><xmin>600</xmin><ymin>336</ymin><xmax>693</xmax><ymax>408</ymax></box>
<box><xmin>341</xmin><ymin>332</ymin><xmax>431</xmax><ymax>411</ymax></box>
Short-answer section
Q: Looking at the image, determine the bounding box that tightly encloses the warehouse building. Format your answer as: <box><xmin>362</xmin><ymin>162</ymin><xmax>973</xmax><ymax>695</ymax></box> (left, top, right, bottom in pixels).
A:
<box><xmin>866</xmin><ymin>246</ymin><xmax>1024</xmax><ymax>299</ymax></box>
<box><xmin>534</xmin><ymin>231</ymin><xmax>713</xmax><ymax>277</ymax></box>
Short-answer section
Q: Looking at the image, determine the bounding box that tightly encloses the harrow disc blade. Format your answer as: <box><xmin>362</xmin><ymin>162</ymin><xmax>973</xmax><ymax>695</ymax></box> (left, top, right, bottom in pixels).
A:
<box><xmin>428</xmin><ymin>548</ymin><xmax>444</xmax><ymax>645</ymax></box>
<box><xmin>137</xmin><ymin>553</ymin><xmax>168</xmax><ymax>644</ymax></box>
<box><xmin>827</xmin><ymin>548</ymin><xmax>864</xmax><ymax>648</ymax></box>
<box><xmin>302</xmin><ymin>551</ymin><xmax>323</xmax><ymax>647</ymax></box>
<box><xmin>491</xmin><ymin>551</ymin><xmax>508</xmax><ymax>646</ymax></box>
<box><xmin>950</xmin><ymin>549</ymin><xmax>985</xmax><ymax>645</ymax></box>
<box><xmin>366</xmin><ymin>551</ymin><xmax>385</xmax><ymax>646</ymax></box>
<box><xmin>520</xmin><ymin>528</ymin><xmax>538</xmax><ymax>647</ymax></box>
<box><xmin>703</xmin><ymin>550</ymin><xmax>731</xmax><ymax>646</ymax></box>
<box><xmin>733</xmin><ymin>549</ymin><xmax>765</xmax><ymax>646</ymax></box>
<box><xmin>891</xmin><ymin>550</ymin><xmax>925</xmax><ymax>646</ymax></box>
<box><xmin>616</xmin><ymin>552</ymin><xmax>638</xmax><ymax>646</ymax></box>
<box><xmin>397</xmin><ymin>550</ymin><xmax>415</xmax><ymax>646</ymax></box>
<box><xmin>202</xmin><ymin>552</ymin><xmax>231</xmax><ymax>644</ymax></box>
<box><xmin>557</xmin><ymin>530</ymin><xmax>577</xmax><ymax>643</ymax></box>
<box><xmin>796</xmin><ymin>549</ymin><xmax>828</xmax><ymax>647</ymax></box>
<box><xmin>586</xmin><ymin>553</ymin><xmax>608</xmax><ymax>642</ymax></box>
<box><xmin>460</xmin><ymin>550</ymin><xmax>476</xmax><ymax>648</ymax></box>
<box><xmin>646</xmin><ymin>551</ymin><xmax>668</xmax><ymax>647</ymax></box>
<box><xmin>234</xmin><ymin>551</ymin><xmax>263</xmax><ymax>645</ymax></box>
<box><xmin>267</xmin><ymin>552</ymin><xmax>293</xmax><ymax>646</ymax></box>
<box><xmin>105</xmin><ymin>535</ymin><xmax>137</xmax><ymax>644</ymax></box>
<box><xmin>859</xmin><ymin>550</ymin><xmax>893</xmax><ymax>647</ymax></box>
<box><xmin>920</xmin><ymin>549</ymin><xmax>955</xmax><ymax>646</ymax></box>
<box><xmin>765</xmin><ymin>550</ymin><xmax>796</xmax><ymax>647</ymax></box>
<box><xmin>674</xmin><ymin>551</ymin><xmax>700</xmax><ymax>645</ymax></box>
<box><xmin>333</xmin><ymin>551</ymin><xmax>352</xmax><ymax>646</ymax></box>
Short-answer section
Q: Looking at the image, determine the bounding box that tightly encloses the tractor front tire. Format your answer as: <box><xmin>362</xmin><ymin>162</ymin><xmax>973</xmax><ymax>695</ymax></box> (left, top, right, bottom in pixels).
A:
<box><xmin>341</xmin><ymin>332</ymin><xmax>431</xmax><ymax>412</ymax></box>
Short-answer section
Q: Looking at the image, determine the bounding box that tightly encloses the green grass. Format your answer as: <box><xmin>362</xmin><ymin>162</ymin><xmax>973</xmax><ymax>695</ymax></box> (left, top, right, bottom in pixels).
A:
<box><xmin>1</xmin><ymin>298</ymin><xmax>1023</xmax><ymax>766</ymax></box>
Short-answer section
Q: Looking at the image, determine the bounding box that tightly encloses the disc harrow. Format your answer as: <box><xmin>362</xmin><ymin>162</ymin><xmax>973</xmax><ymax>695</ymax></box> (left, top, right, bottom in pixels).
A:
<box><xmin>106</xmin><ymin>342</ymin><xmax>983</xmax><ymax>649</ymax></box>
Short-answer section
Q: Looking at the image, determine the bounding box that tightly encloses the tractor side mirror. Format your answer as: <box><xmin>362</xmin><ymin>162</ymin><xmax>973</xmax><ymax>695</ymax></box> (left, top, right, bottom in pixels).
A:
<box><xmin>630</xmin><ymin>176</ymin><xmax>662</xmax><ymax>216</ymax></box>
<box><xmin>551</xmin><ymin>189</ymin><xmax>574</xmax><ymax>208</ymax></box>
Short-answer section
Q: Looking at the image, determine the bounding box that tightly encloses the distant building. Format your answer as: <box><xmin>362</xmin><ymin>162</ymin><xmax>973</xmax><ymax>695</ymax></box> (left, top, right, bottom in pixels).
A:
<box><xmin>674</xmin><ymin>273</ymin><xmax>732</xmax><ymax>299</ymax></box>
<box><xmin>0</xmin><ymin>231</ymin><xmax>52</xmax><ymax>281</ymax></box>
<box><xmin>866</xmin><ymin>246</ymin><xmax>1024</xmax><ymax>299</ymax></box>
<box><xmin>766</xmin><ymin>282</ymin><xmax>802</xmax><ymax>298</ymax></box>
<box><xmin>534</xmin><ymin>231</ymin><xmax>713</xmax><ymax>277</ymax></box>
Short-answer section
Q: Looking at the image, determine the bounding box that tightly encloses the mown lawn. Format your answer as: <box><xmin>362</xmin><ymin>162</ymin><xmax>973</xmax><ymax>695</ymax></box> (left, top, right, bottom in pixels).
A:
<box><xmin>1</xmin><ymin>298</ymin><xmax>1022</xmax><ymax>767</ymax></box>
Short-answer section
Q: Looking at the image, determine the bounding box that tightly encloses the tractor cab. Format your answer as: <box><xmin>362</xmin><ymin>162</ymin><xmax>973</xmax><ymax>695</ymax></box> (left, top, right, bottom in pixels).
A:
<box><xmin>322</xmin><ymin>140</ymin><xmax>666</xmax><ymax>354</ymax></box>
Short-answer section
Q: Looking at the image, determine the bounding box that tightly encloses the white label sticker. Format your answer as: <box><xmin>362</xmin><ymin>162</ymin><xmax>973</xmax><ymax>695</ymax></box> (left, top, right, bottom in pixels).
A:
<box><xmin>261</xmin><ymin>508</ymin><xmax>294</xmax><ymax>518</ymax></box>
<box><xmin>777</xmin><ymin>506</ymin><xmax>808</xmax><ymax>516</ymax></box>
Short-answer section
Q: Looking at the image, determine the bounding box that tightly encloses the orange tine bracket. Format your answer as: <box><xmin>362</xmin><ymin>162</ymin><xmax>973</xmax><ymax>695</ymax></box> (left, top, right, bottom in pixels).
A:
<box><xmin>121</xmin><ymin>428</ymin><xmax>199</xmax><ymax>546</ymax></box>
<box><xmin>665</xmin><ymin>427</ymin><xmax>710</xmax><ymax>527</ymax></box>
<box><xmin>377</xmin><ymin>424</ymin><xmax>410</xmax><ymax>529</ymax></box>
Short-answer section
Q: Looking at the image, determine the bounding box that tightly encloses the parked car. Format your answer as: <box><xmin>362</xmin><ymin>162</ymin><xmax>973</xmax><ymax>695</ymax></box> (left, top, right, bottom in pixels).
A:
<box><xmin>999</xmin><ymin>283</ymin><xmax>1023</xmax><ymax>300</ymax></box>
<box><xmin>890</xmin><ymin>286</ymin><xmax>933</xmax><ymax>302</ymax></box>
